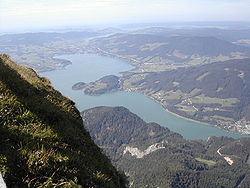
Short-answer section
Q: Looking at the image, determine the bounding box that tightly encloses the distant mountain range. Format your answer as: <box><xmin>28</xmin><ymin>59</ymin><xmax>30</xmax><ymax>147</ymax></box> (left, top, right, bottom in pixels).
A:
<box><xmin>1</xmin><ymin>28</ymin><xmax>250</xmax><ymax>73</ymax></box>
<box><xmin>92</xmin><ymin>33</ymin><xmax>249</xmax><ymax>57</ymax></box>
<box><xmin>82</xmin><ymin>106</ymin><xmax>250</xmax><ymax>188</ymax></box>
<box><xmin>90</xmin><ymin>33</ymin><xmax>250</xmax><ymax>68</ymax></box>
<box><xmin>131</xmin><ymin>27</ymin><xmax>250</xmax><ymax>43</ymax></box>
<box><xmin>0</xmin><ymin>31</ymin><xmax>101</xmax><ymax>45</ymax></box>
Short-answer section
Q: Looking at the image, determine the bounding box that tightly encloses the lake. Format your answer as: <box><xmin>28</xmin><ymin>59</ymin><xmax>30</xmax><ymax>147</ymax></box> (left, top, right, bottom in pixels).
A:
<box><xmin>40</xmin><ymin>54</ymin><xmax>246</xmax><ymax>140</ymax></box>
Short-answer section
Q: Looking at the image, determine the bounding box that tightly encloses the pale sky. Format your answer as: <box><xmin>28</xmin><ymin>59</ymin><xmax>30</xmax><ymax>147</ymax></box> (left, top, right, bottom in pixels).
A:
<box><xmin>1</xmin><ymin>0</ymin><xmax>250</xmax><ymax>32</ymax></box>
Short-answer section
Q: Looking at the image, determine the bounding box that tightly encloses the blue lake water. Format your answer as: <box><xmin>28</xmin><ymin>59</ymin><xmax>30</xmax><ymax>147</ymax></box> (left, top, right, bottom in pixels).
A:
<box><xmin>40</xmin><ymin>54</ymin><xmax>246</xmax><ymax>140</ymax></box>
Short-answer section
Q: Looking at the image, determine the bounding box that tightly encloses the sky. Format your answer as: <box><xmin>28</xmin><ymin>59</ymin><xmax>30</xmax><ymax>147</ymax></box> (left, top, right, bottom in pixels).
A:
<box><xmin>1</xmin><ymin>0</ymin><xmax>250</xmax><ymax>32</ymax></box>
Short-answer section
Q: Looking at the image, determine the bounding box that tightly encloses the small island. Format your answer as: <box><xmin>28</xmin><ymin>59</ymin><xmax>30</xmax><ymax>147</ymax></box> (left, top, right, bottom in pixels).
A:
<box><xmin>72</xmin><ymin>82</ymin><xmax>86</xmax><ymax>90</ymax></box>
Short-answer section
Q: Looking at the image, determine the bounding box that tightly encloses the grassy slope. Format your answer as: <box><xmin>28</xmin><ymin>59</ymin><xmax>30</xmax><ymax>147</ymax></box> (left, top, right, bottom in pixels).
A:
<box><xmin>0</xmin><ymin>54</ymin><xmax>125</xmax><ymax>187</ymax></box>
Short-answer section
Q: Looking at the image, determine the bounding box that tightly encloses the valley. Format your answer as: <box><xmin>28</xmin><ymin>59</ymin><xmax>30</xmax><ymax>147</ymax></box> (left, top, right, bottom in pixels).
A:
<box><xmin>1</xmin><ymin>28</ymin><xmax>250</xmax><ymax>136</ymax></box>
<box><xmin>1</xmin><ymin>0</ymin><xmax>250</xmax><ymax>186</ymax></box>
<box><xmin>1</xmin><ymin>25</ymin><xmax>250</xmax><ymax>187</ymax></box>
<box><xmin>79</xmin><ymin>31</ymin><xmax>250</xmax><ymax>135</ymax></box>
<box><xmin>39</xmin><ymin>53</ymin><xmax>246</xmax><ymax>140</ymax></box>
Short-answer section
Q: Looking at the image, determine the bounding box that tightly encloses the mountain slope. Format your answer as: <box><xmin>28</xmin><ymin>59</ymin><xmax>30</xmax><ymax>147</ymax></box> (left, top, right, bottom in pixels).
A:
<box><xmin>82</xmin><ymin>106</ymin><xmax>250</xmax><ymax>188</ymax></box>
<box><xmin>0</xmin><ymin>54</ymin><xmax>125</xmax><ymax>187</ymax></box>
<box><xmin>90</xmin><ymin>33</ymin><xmax>250</xmax><ymax>71</ymax></box>
<box><xmin>91</xmin><ymin>33</ymin><xmax>249</xmax><ymax>56</ymax></box>
<box><xmin>81</xmin><ymin>106</ymin><xmax>183</xmax><ymax>159</ymax></box>
<box><xmin>121</xmin><ymin>58</ymin><xmax>250</xmax><ymax>134</ymax></box>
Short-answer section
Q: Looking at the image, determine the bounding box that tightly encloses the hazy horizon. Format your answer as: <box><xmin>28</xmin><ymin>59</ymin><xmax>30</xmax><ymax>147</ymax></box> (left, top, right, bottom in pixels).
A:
<box><xmin>1</xmin><ymin>0</ymin><xmax>250</xmax><ymax>33</ymax></box>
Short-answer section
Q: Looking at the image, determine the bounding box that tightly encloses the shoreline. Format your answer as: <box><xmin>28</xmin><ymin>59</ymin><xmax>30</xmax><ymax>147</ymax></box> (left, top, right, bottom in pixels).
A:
<box><xmin>44</xmin><ymin>52</ymin><xmax>249</xmax><ymax>137</ymax></box>
<box><xmin>124</xmin><ymin>89</ymin><xmax>250</xmax><ymax>137</ymax></box>
<box><xmin>84</xmin><ymin>86</ymin><xmax>249</xmax><ymax>138</ymax></box>
<box><xmin>130</xmin><ymin>90</ymin><xmax>250</xmax><ymax>137</ymax></box>
<box><xmin>124</xmin><ymin>89</ymin><xmax>220</xmax><ymax>127</ymax></box>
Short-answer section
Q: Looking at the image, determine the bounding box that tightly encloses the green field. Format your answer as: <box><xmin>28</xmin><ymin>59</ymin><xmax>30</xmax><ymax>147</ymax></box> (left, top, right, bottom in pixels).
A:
<box><xmin>195</xmin><ymin>158</ymin><xmax>216</xmax><ymax>166</ymax></box>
